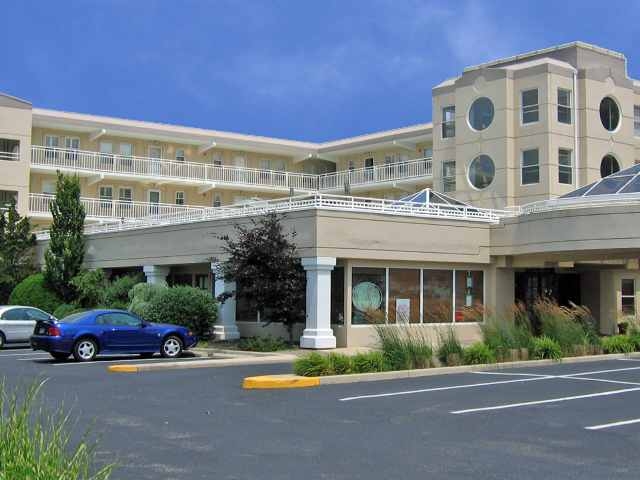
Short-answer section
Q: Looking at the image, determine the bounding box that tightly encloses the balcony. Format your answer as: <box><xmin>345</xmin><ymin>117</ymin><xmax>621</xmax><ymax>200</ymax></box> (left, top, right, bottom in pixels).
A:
<box><xmin>29</xmin><ymin>193</ymin><xmax>206</xmax><ymax>222</ymax></box>
<box><xmin>30</xmin><ymin>146</ymin><xmax>433</xmax><ymax>193</ymax></box>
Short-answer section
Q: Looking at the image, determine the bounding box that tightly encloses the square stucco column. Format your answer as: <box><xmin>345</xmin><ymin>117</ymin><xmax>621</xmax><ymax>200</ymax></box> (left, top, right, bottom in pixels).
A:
<box><xmin>300</xmin><ymin>257</ymin><xmax>337</xmax><ymax>349</ymax></box>
<box><xmin>143</xmin><ymin>265</ymin><xmax>170</xmax><ymax>285</ymax></box>
<box><xmin>212</xmin><ymin>263</ymin><xmax>240</xmax><ymax>341</ymax></box>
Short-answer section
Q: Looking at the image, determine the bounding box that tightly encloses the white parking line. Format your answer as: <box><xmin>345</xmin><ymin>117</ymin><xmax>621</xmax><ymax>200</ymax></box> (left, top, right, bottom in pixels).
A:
<box><xmin>585</xmin><ymin>418</ymin><xmax>640</xmax><ymax>430</ymax></box>
<box><xmin>472</xmin><ymin>371</ymin><xmax>550</xmax><ymax>378</ymax></box>
<box><xmin>339</xmin><ymin>376</ymin><xmax>555</xmax><ymax>402</ymax></box>
<box><xmin>451</xmin><ymin>387</ymin><xmax>640</xmax><ymax>414</ymax></box>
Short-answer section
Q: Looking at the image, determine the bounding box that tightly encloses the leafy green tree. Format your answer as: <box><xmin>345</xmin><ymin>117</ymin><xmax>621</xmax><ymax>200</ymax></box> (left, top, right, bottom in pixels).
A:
<box><xmin>0</xmin><ymin>201</ymin><xmax>36</xmax><ymax>303</ymax></box>
<box><xmin>44</xmin><ymin>172</ymin><xmax>86</xmax><ymax>301</ymax></box>
<box><xmin>216</xmin><ymin>212</ymin><xmax>305</xmax><ymax>342</ymax></box>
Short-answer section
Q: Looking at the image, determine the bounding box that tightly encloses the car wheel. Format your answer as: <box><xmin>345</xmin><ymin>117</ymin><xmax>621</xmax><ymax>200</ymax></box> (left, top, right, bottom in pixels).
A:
<box><xmin>161</xmin><ymin>335</ymin><xmax>183</xmax><ymax>358</ymax></box>
<box><xmin>0</xmin><ymin>332</ymin><xmax>5</xmax><ymax>350</ymax></box>
<box><xmin>73</xmin><ymin>338</ymin><xmax>98</xmax><ymax>362</ymax></box>
<box><xmin>50</xmin><ymin>352</ymin><xmax>69</xmax><ymax>361</ymax></box>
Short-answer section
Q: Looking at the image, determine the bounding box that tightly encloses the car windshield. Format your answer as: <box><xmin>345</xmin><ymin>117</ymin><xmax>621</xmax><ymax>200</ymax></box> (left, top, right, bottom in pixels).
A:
<box><xmin>59</xmin><ymin>312</ymin><xmax>87</xmax><ymax>323</ymax></box>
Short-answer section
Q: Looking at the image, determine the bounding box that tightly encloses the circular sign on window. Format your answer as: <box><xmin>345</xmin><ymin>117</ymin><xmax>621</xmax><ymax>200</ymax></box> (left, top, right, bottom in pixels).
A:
<box><xmin>352</xmin><ymin>282</ymin><xmax>383</xmax><ymax>312</ymax></box>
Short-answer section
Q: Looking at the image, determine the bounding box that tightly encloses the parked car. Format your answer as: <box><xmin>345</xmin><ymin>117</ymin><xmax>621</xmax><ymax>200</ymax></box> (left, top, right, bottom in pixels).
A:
<box><xmin>0</xmin><ymin>306</ymin><xmax>56</xmax><ymax>348</ymax></box>
<box><xmin>30</xmin><ymin>309</ymin><xmax>197</xmax><ymax>361</ymax></box>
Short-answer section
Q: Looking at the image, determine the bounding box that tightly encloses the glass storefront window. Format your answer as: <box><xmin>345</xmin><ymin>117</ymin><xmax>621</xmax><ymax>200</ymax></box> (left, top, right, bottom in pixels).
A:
<box><xmin>389</xmin><ymin>269</ymin><xmax>421</xmax><ymax>324</ymax></box>
<box><xmin>423</xmin><ymin>269</ymin><xmax>453</xmax><ymax>323</ymax></box>
<box><xmin>455</xmin><ymin>270</ymin><xmax>484</xmax><ymax>322</ymax></box>
<box><xmin>352</xmin><ymin>267</ymin><xmax>386</xmax><ymax>325</ymax></box>
<box><xmin>331</xmin><ymin>267</ymin><xmax>345</xmax><ymax>325</ymax></box>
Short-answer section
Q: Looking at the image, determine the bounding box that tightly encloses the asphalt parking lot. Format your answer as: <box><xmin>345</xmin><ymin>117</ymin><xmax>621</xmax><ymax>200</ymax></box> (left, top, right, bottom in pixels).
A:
<box><xmin>2</xmin><ymin>348</ymin><xmax>640</xmax><ymax>479</ymax></box>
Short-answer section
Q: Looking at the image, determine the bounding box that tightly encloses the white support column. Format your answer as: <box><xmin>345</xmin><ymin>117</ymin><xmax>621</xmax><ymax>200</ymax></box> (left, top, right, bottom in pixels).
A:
<box><xmin>143</xmin><ymin>265</ymin><xmax>170</xmax><ymax>285</ymax></box>
<box><xmin>300</xmin><ymin>256</ymin><xmax>337</xmax><ymax>349</ymax></box>
<box><xmin>212</xmin><ymin>263</ymin><xmax>240</xmax><ymax>340</ymax></box>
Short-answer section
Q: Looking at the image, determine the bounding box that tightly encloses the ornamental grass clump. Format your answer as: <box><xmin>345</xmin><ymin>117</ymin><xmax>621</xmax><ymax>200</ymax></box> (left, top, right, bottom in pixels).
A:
<box><xmin>530</xmin><ymin>336</ymin><xmax>562</xmax><ymax>360</ymax></box>
<box><xmin>327</xmin><ymin>353</ymin><xmax>352</xmax><ymax>375</ymax></box>
<box><xmin>601</xmin><ymin>335</ymin><xmax>635</xmax><ymax>354</ymax></box>
<box><xmin>375</xmin><ymin>324</ymin><xmax>433</xmax><ymax>370</ymax></box>
<box><xmin>293</xmin><ymin>352</ymin><xmax>331</xmax><ymax>376</ymax></box>
<box><xmin>480</xmin><ymin>304</ymin><xmax>533</xmax><ymax>358</ymax></box>
<box><xmin>436</xmin><ymin>327</ymin><xmax>464</xmax><ymax>366</ymax></box>
<box><xmin>463</xmin><ymin>342</ymin><xmax>496</xmax><ymax>365</ymax></box>
<box><xmin>534</xmin><ymin>299</ymin><xmax>595</xmax><ymax>355</ymax></box>
<box><xmin>0</xmin><ymin>379</ymin><xmax>115</xmax><ymax>480</ymax></box>
<box><xmin>350</xmin><ymin>351</ymin><xmax>386</xmax><ymax>373</ymax></box>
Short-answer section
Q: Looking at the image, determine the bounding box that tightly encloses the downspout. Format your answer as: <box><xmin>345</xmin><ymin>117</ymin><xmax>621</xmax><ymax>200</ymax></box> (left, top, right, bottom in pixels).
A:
<box><xmin>573</xmin><ymin>71</ymin><xmax>579</xmax><ymax>188</ymax></box>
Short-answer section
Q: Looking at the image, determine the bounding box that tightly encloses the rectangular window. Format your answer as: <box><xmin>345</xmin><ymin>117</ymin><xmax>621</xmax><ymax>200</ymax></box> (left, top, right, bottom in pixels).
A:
<box><xmin>175</xmin><ymin>148</ymin><xmax>185</xmax><ymax>162</ymax></box>
<box><xmin>454</xmin><ymin>270</ymin><xmax>484</xmax><ymax>322</ymax></box>
<box><xmin>118</xmin><ymin>187</ymin><xmax>133</xmax><ymax>203</ymax></box>
<box><xmin>442</xmin><ymin>160</ymin><xmax>456</xmax><ymax>193</ymax></box>
<box><xmin>388</xmin><ymin>269</ymin><xmax>421</xmax><ymax>324</ymax></box>
<box><xmin>558</xmin><ymin>89</ymin><xmax>572</xmax><ymax>124</ymax></box>
<box><xmin>442</xmin><ymin>106</ymin><xmax>455</xmax><ymax>138</ymax></box>
<box><xmin>42</xmin><ymin>180</ymin><xmax>56</xmax><ymax>195</ymax></box>
<box><xmin>213</xmin><ymin>194</ymin><xmax>221</xmax><ymax>207</ymax></box>
<box><xmin>558</xmin><ymin>149</ymin><xmax>573</xmax><ymax>185</ymax></box>
<box><xmin>119</xmin><ymin>143</ymin><xmax>133</xmax><ymax>157</ymax></box>
<box><xmin>348</xmin><ymin>160</ymin><xmax>355</xmax><ymax>171</ymax></box>
<box><xmin>0</xmin><ymin>190</ymin><xmax>18</xmax><ymax>208</ymax></box>
<box><xmin>423</xmin><ymin>147</ymin><xmax>433</xmax><ymax>159</ymax></box>
<box><xmin>99</xmin><ymin>186</ymin><xmax>113</xmax><ymax>201</ymax></box>
<box><xmin>521</xmin><ymin>89</ymin><xmax>539</xmax><ymax>124</ymax></box>
<box><xmin>0</xmin><ymin>138</ymin><xmax>20</xmax><ymax>161</ymax></box>
<box><xmin>635</xmin><ymin>106</ymin><xmax>640</xmax><ymax>137</ymax></box>
<box><xmin>331</xmin><ymin>267</ymin><xmax>345</xmax><ymax>325</ymax></box>
<box><xmin>259</xmin><ymin>159</ymin><xmax>271</xmax><ymax>170</ymax></box>
<box><xmin>622</xmin><ymin>279</ymin><xmax>636</xmax><ymax>316</ymax></box>
<box><xmin>521</xmin><ymin>148</ymin><xmax>540</xmax><ymax>185</ymax></box>
<box><xmin>213</xmin><ymin>153</ymin><xmax>223</xmax><ymax>166</ymax></box>
<box><xmin>351</xmin><ymin>267</ymin><xmax>386</xmax><ymax>325</ymax></box>
<box><xmin>45</xmin><ymin>135</ymin><xmax>59</xmax><ymax>148</ymax></box>
<box><xmin>149</xmin><ymin>146</ymin><xmax>162</xmax><ymax>159</ymax></box>
<box><xmin>423</xmin><ymin>269</ymin><xmax>453</xmax><ymax>323</ymax></box>
<box><xmin>64</xmin><ymin>137</ymin><xmax>80</xmax><ymax>149</ymax></box>
<box><xmin>175</xmin><ymin>191</ymin><xmax>185</xmax><ymax>205</ymax></box>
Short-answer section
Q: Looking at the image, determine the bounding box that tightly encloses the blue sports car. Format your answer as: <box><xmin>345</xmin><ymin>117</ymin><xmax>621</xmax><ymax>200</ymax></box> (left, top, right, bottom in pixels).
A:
<box><xmin>30</xmin><ymin>309</ymin><xmax>197</xmax><ymax>361</ymax></box>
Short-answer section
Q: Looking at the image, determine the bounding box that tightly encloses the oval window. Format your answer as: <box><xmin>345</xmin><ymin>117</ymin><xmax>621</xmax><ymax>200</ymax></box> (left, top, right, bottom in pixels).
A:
<box><xmin>600</xmin><ymin>97</ymin><xmax>620</xmax><ymax>132</ymax></box>
<box><xmin>600</xmin><ymin>155</ymin><xmax>620</xmax><ymax>178</ymax></box>
<box><xmin>468</xmin><ymin>97</ymin><xmax>494</xmax><ymax>131</ymax></box>
<box><xmin>468</xmin><ymin>155</ymin><xmax>495</xmax><ymax>189</ymax></box>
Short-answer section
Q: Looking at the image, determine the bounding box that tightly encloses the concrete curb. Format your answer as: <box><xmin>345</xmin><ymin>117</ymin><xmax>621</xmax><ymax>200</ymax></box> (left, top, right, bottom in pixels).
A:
<box><xmin>107</xmin><ymin>354</ymin><xmax>298</xmax><ymax>373</ymax></box>
<box><xmin>241</xmin><ymin>352</ymin><xmax>640</xmax><ymax>389</ymax></box>
<box><xmin>243</xmin><ymin>374</ymin><xmax>320</xmax><ymax>389</ymax></box>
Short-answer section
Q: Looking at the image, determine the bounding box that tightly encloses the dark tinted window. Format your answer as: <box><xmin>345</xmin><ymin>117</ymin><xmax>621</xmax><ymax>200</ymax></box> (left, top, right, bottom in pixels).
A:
<box><xmin>59</xmin><ymin>312</ymin><xmax>89</xmax><ymax>323</ymax></box>
<box><xmin>600</xmin><ymin>155</ymin><xmax>620</xmax><ymax>178</ymax></box>
<box><xmin>24</xmin><ymin>308</ymin><xmax>50</xmax><ymax>321</ymax></box>
<box><xmin>96</xmin><ymin>313</ymin><xmax>141</xmax><ymax>327</ymax></box>
<box><xmin>587</xmin><ymin>177</ymin><xmax>632</xmax><ymax>196</ymax></box>
<box><xmin>600</xmin><ymin>97</ymin><xmax>620</xmax><ymax>131</ymax></box>
<box><xmin>2</xmin><ymin>308</ymin><xmax>25</xmax><ymax>320</ymax></box>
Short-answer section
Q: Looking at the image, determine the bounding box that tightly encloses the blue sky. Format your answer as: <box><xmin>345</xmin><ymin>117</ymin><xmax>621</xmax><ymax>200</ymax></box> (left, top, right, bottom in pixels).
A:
<box><xmin>1</xmin><ymin>0</ymin><xmax>639</xmax><ymax>142</ymax></box>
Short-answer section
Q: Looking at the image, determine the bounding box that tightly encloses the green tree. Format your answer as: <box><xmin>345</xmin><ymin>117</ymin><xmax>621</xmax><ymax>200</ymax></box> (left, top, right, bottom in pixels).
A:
<box><xmin>216</xmin><ymin>212</ymin><xmax>305</xmax><ymax>342</ymax></box>
<box><xmin>43</xmin><ymin>172</ymin><xmax>86</xmax><ymax>301</ymax></box>
<box><xmin>0</xmin><ymin>201</ymin><xmax>36</xmax><ymax>303</ymax></box>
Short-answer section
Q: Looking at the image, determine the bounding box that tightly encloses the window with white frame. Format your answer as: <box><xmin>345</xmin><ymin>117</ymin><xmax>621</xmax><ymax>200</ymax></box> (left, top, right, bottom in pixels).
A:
<box><xmin>65</xmin><ymin>137</ymin><xmax>80</xmax><ymax>150</ymax></box>
<box><xmin>442</xmin><ymin>106</ymin><xmax>455</xmax><ymax>138</ymax></box>
<box><xmin>259</xmin><ymin>159</ymin><xmax>271</xmax><ymax>170</ymax></box>
<box><xmin>175</xmin><ymin>191</ymin><xmax>185</xmax><ymax>205</ymax></box>
<box><xmin>42</xmin><ymin>180</ymin><xmax>56</xmax><ymax>195</ymax></box>
<box><xmin>635</xmin><ymin>105</ymin><xmax>640</xmax><ymax>137</ymax></box>
<box><xmin>423</xmin><ymin>147</ymin><xmax>433</xmax><ymax>159</ymax></box>
<box><xmin>213</xmin><ymin>194</ymin><xmax>221</xmax><ymax>207</ymax></box>
<box><xmin>558</xmin><ymin>149</ymin><xmax>573</xmax><ymax>185</ymax></box>
<box><xmin>99</xmin><ymin>186</ymin><xmax>113</xmax><ymax>210</ymax></box>
<box><xmin>44</xmin><ymin>135</ymin><xmax>59</xmax><ymax>148</ymax></box>
<box><xmin>521</xmin><ymin>89</ymin><xmax>539</xmax><ymax>124</ymax></box>
<box><xmin>521</xmin><ymin>148</ymin><xmax>540</xmax><ymax>184</ymax></box>
<box><xmin>119</xmin><ymin>143</ymin><xmax>132</xmax><ymax>156</ymax></box>
<box><xmin>558</xmin><ymin>89</ymin><xmax>572</xmax><ymax>124</ymax></box>
<box><xmin>442</xmin><ymin>160</ymin><xmax>456</xmax><ymax>193</ymax></box>
<box><xmin>213</xmin><ymin>153</ymin><xmax>223</xmax><ymax>166</ymax></box>
<box><xmin>348</xmin><ymin>160</ymin><xmax>355</xmax><ymax>171</ymax></box>
<box><xmin>175</xmin><ymin>148</ymin><xmax>185</xmax><ymax>162</ymax></box>
<box><xmin>118</xmin><ymin>187</ymin><xmax>132</xmax><ymax>203</ymax></box>
<box><xmin>0</xmin><ymin>190</ymin><xmax>18</xmax><ymax>208</ymax></box>
<box><xmin>621</xmin><ymin>279</ymin><xmax>636</xmax><ymax>316</ymax></box>
<box><xmin>273</xmin><ymin>159</ymin><xmax>286</xmax><ymax>171</ymax></box>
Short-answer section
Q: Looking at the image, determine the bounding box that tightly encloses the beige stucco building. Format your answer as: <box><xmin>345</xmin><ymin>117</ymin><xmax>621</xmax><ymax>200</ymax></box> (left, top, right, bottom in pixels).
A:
<box><xmin>4</xmin><ymin>41</ymin><xmax>640</xmax><ymax>348</ymax></box>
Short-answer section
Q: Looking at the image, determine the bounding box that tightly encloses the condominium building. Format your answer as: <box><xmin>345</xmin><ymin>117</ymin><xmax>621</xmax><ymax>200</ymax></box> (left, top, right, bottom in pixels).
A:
<box><xmin>3</xmin><ymin>41</ymin><xmax>640</xmax><ymax>348</ymax></box>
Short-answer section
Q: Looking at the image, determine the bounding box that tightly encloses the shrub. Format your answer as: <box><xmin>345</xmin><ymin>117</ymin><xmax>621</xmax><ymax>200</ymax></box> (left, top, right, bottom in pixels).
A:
<box><xmin>103</xmin><ymin>274</ymin><xmax>144</xmax><ymax>309</ymax></box>
<box><xmin>351</xmin><ymin>351</ymin><xmax>386</xmax><ymax>373</ymax></box>
<box><xmin>70</xmin><ymin>270</ymin><xmax>108</xmax><ymax>308</ymax></box>
<box><xmin>534</xmin><ymin>299</ymin><xmax>593</xmax><ymax>354</ymax></box>
<box><xmin>628</xmin><ymin>332</ymin><xmax>640</xmax><ymax>351</ymax></box>
<box><xmin>327</xmin><ymin>353</ymin><xmax>352</xmax><ymax>375</ymax></box>
<box><xmin>293</xmin><ymin>352</ymin><xmax>331</xmax><ymax>376</ymax></box>
<box><xmin>375</xmin><ymin>325</ymin><xmax>432</xmax><ymax>370</ymax></box>
<box><xmin>53</xmin><ymin>303</ymin><xmax>85</xmax><ymax>319</ymax></box>
<box><xmin>9</xmin><ymin>273</ymin><xmax>62</xmax><ymax>314</ymax></box>
<box><xmin>530</xmin><ymin>336</ymin><xmax>562</xmax><ymax>360</ymax></box>
<box><xmin>481</xmin><ymin>308</ymin><xmax>533</xmax><ymax>356</ymax></box>
<box><xmin>463</xmin><ymin>342</ymin><xmax>496</xmax><ymax>365</ymax></box>
<box><xmin>238</xmin><ymin>335</ymin><xmax>289</xmax><ymax>352</ymax></box>
<box><xmin>131</xmin><ymin>285</ymin><xmax>218</xmax><ymax>337</ymax></box>
<box><xmin>601</xmin><ymin>335</ymin><xmax>635</xmax><ymax>354</ymax></box>
<box><xmin>128</xmin><ymin>283</ymin><xmax>166</xmax><ymax>317</ymax></box>
<box><xmin>0</xmin><ymin>379</ymin><xmax>115</xmax><ymax>479</ymax></box>
<box><xmin>436</xmin><ymin>327</ymin><xmax>464</xmax><ymax>365</ymax></box>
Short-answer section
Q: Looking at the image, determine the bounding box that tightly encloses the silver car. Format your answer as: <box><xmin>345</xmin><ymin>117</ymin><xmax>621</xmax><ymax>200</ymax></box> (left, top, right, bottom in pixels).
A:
<box><xmin>0</xmin><ymin>306</ymin><xmax>55</xmax><ymax>348</ymax></box>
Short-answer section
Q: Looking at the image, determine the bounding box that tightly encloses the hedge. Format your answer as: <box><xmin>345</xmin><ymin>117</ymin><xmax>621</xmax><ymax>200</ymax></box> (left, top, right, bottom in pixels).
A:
<box><xmin>9</xmin><ymin>273</ymin><xmax>62</xmax><ymax>314</ymax></box>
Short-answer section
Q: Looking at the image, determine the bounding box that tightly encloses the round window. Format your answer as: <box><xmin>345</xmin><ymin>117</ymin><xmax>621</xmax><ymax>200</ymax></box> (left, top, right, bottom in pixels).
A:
<box><xmin>600</xmin><ymin>97</ymin><xmax>620</xmax><ymax>131</ymax></box>
<box><xmin>468</xmin><ymin>97</ymin><xmax>494</xmax><ymax>131</ymax></box>
<box><xmin>468</xmin><ymin>155</ymin><xmax>495</xmax><ymax>189</ymax></box>
<box><xmin>600</xmin><ymin>155</ymin><xmax>620</xmax><ymax>178</ymax></box>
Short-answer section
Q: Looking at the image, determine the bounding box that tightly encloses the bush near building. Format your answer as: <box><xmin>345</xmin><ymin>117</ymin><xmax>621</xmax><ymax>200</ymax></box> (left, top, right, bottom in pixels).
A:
<box><xmin>0</xmin><ymin>201</ymin><xmax>36</xmax><ymax>304</ymax></box>
<box><xmin>238</xmin><ymin>335</ymin><xmax>289</xmax><ymax>352</ymax></box>
<box><xmin>9</xmin><ymin>273</ymin><xmax>62</xmax><ymax>313</ymax></box>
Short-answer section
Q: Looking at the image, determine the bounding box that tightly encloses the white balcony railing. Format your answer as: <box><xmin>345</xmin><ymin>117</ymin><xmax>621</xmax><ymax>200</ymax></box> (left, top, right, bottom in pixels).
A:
<box><xmin>30</xmin><ymin>146</ymin><xmax>433</xmax><ymax>192</ymax></box>
<box><xmin>29</xmin><ymin>193</ymin><xmax>206</xmax><ymax>220</ymax></box>
<box><xmin>0</xmin><ymin>151</ymin><xmax>20</xmax><ymax>161</ymax></box>
<box><xmin>35</xmin><ymin>192</ymin><xmax>508</xmax><ymax>240</ymax></box>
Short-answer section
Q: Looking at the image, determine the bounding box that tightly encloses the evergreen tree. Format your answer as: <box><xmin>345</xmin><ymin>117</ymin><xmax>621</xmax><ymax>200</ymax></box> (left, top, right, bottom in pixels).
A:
<box><xmin>43</xmin><ymin>172</ymin><xmax>86</xmax><ymax>301</ymax></box>
<box><xmin>0</xmin><ymin>201</ymin><xmax>36</xmax><ymax>303</ymax></box>
<box><xmin>216</xmin><ymin>212</ymin><xmax>305</xmax><ymax>342</ymax></box>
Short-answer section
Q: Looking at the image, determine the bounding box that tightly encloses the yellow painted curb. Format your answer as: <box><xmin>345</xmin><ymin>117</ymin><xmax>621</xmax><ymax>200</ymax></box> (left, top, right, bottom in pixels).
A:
<box><xmin>243</xmin><ymin>375</ymin><xmax>320</xmax><ymax>389</ymax></box>
<box><xmin>108</xmin><ymin>365</ymin><xmax>139</xmax><ymax>373</ymax></box>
